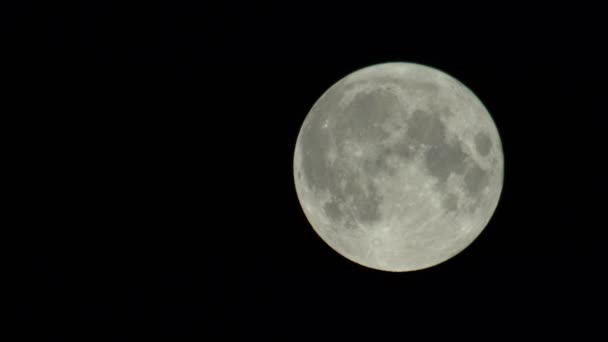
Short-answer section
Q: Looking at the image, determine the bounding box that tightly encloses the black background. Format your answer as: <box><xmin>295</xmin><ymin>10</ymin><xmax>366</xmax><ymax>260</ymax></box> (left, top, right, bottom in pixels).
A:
<box><xmin>9</xmin><ymin>2</ymin><xmax>605</xmax><ymax>340</ymax></box>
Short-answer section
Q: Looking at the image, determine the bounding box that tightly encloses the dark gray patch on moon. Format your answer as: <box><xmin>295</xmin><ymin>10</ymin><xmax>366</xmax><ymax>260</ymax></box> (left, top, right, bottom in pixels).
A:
<box><xmin>299</xmin><ymin>90</ymin><xmax>339</xmax><ymax>192</ymax></box>
<box><xmin>323</xmin><ymin>200</ymin><xmax>342</xmax><ymax>221</ymax></box>
<box><xmin>334</xmin><ymin>88</ymin><xmax>396</xmax><ymax>143</ymax></box>
<box><xmin>406</xmin><ymin>110</ymin><xmax>468</xmax><ymax>185</ymax></box>
<box><xmin>362</xmin><ymin>145</ymin><xmax>409</xmax><ymax>177</ymax></box>
<box><xmin>464</xmin><ymin>165</ymin><xmax>489</xmax><ymax>196</ymax></box>
<box><xmin>442</xmin><ymin>193</ymin><xmax>459</xmax><ymax>211</ymax></box>
<box><xmin>426</xmin><ymin>143</ymin><xmax>468</xmax><ymax>184</ymax></box>
<box><xmin>302</xmin><ymin>86</ymin><xmax>396</xmax><ymax>228</ymax></box>
<box><xmin>351</xmin><ymin>184</ymin><xmax>382</xmax><ymax>223</ymax></box>
<box><xmin>390</xmin><ymin>141</ymin><xmax>415</xmax><ymax>161</ymax></box>
<box><xmin>320</xmin><ymin>177</ymin><xmax>382</xmax><ymax>227</ymax></box>
<box><xmin>474</xmin><ymin>132</ymin><xmax>492</xmax><ymax>156</ymax></box>
<box><xmin>407</xmin><ymin>110</ymin><xmax>446</xmax><ymax>146</ymax></box>
<box><xmin>299</xmin><ymin>85</ymin><xmax>384</xmax><ymax>230</ymax></box>
<box><xmin>300</xmin><ymin>123</ymin><xmax>333</xmax><ymax>191</ymax></box>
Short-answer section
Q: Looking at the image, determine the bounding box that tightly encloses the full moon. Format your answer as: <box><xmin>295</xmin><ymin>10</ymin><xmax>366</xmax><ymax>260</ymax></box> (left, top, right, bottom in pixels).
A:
<box><xmin>293</xmin><ymin>62</ymin><xmax>504</xmax><ymax>272</ymax></box>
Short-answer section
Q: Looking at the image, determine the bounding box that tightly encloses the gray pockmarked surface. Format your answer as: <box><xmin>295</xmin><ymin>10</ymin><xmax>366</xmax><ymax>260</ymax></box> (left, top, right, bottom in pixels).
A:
<box><xmin>294</xmin><ymin>62</ymin><xmax>504</xmax><ymax>272</ymax></box>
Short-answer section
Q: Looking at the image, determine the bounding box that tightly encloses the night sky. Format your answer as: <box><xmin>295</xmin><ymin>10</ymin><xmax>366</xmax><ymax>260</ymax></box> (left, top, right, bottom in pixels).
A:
<box><xmin>9</xmin><ymin>2</ymin><xmax>605</xmax><ymax>340</ymax></box>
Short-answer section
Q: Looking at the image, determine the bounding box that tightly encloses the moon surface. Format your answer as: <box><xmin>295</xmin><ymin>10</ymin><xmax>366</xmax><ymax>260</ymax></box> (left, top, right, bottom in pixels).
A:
<box><xmin>293</xmin><ymin>62</ymin><xmax>504</xmax><ymax>272</ymax></box>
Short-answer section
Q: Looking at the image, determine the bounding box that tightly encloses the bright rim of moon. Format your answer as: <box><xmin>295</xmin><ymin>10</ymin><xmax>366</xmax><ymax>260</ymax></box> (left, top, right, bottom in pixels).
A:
<box><xmin>293</xmin><ymin>62</ymin><xmax>504</xmax><ymax>272</ymax></box>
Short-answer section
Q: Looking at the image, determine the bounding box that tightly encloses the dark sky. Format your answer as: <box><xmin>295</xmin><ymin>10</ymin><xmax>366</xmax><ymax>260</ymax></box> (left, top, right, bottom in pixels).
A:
<box><xmin>9</xmin><ymin>2</ymin><xmax>606</xmax><ymax>340</ymax></box>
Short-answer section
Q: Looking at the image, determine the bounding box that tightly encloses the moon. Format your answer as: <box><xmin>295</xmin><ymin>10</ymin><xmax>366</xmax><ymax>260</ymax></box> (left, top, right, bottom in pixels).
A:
<box><xmin>293</xmin><ymin>62</ymin><xmax>504</xmax><ymax>272</ymax></box>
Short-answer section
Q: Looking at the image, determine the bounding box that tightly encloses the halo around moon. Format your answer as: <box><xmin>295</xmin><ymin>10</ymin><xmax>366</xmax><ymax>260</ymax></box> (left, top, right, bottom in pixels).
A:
<box><xmin>293</xmin><ymin>62</ymin><xmax>504</xmax><ymax>272</ymax></box>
